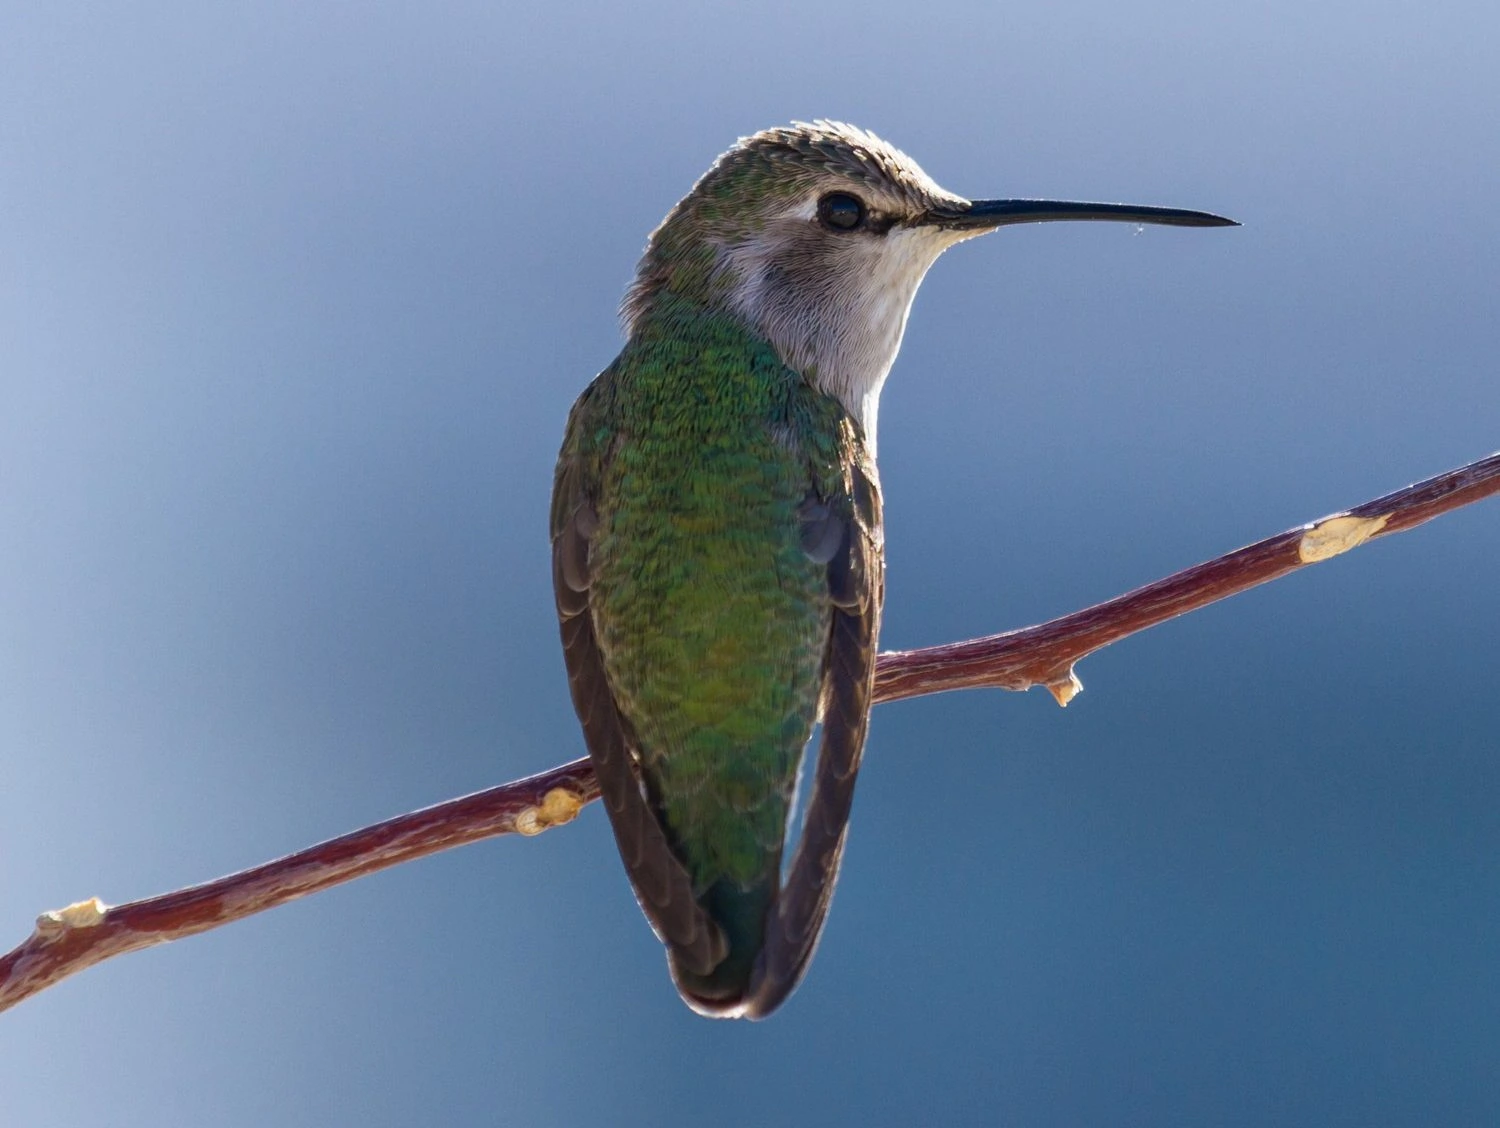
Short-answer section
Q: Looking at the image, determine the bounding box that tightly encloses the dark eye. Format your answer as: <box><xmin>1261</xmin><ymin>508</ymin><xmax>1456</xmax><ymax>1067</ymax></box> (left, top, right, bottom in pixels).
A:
<box><xmin>818</xmin><ymin>192</ymin><xmax>866</xmax><ymax>232</ymax></box>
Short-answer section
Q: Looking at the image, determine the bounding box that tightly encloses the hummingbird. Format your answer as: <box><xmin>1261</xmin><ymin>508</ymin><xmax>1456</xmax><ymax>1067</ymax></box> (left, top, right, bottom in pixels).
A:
<box><xmin>551</xmin><ymin>121</ymin><xmax>1234</xmax><ymax>1019</ymax></box>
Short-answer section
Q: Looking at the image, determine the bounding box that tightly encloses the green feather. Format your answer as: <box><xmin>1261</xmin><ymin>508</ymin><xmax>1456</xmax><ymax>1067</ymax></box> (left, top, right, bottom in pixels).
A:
<box><xmin>565</xmin><ymin>297</ymin><xmax>856</xmax><ymax>894</ymax></box>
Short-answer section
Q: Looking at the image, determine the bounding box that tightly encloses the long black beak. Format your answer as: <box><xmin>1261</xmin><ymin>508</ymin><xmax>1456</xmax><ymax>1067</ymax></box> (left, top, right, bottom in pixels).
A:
<box><xmin>927</xmin><ymin>198</ymin><xmax>1238</xmax><ymax>230</ymax></box>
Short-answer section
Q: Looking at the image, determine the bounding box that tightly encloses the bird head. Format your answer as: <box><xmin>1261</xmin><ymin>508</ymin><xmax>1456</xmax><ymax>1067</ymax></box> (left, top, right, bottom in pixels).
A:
<box><xmin>624</xmin><ymin>121</ymin><xmax>1234</xmax><ymax>447</ymax></box>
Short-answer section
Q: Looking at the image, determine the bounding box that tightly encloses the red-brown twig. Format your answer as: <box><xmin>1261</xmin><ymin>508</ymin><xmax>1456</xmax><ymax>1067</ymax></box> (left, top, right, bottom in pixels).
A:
<box><xmin>874</xmin><ymin>451</ymin><xmax>1500</xmax><ymax>705</ymax></box>
<box><xmin>3</xmin><ymin>451</ymin><xmax>1497</xmax><ymax>1015</ymax></box>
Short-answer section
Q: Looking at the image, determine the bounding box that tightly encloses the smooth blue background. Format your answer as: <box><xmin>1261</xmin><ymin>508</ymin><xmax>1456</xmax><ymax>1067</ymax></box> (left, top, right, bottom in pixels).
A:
<box><xmin>3</xmin><ymin>3</ymin><xmax>1497</xmax><ymax>1125</ymax></box>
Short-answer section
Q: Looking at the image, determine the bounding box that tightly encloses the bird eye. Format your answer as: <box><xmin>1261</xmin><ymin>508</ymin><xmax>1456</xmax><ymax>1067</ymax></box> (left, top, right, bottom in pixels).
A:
<box><xmin>817</xmin><ymin>192</ymin><xmax>866</xmax><ymax>232</ymax></box>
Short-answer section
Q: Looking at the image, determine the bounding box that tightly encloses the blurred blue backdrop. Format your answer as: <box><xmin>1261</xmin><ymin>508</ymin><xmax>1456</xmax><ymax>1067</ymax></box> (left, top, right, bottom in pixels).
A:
<box><xmin>3</xmin><ymin>3</ymin><xmax>1498</xmax><ymax>1125</ymax></box>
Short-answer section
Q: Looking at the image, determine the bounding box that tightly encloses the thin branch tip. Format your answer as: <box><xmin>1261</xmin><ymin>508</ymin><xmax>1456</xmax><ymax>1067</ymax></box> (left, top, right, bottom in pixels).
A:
<box><xmin>1046</xmin><ymin>669</ymin><xmax>1084</xmax><ymax>708</ymax></box>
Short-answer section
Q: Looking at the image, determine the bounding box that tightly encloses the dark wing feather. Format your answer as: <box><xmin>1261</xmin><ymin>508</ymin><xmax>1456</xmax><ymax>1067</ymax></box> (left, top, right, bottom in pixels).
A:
<box><xmin>551</xmin><ymin>452</ymin><xmax>727</xmax><ymax>976</ymax></box>
<box><xmin>746</xmin><ymin>459</ymin><xmax>884</xmax><ymax>1018</ymax></box>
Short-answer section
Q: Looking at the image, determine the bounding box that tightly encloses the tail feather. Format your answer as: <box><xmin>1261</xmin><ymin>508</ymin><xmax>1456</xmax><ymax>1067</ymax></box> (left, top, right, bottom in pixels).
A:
<box><xmin>667</xmin><ymin>877</ymin><xmax>776</xmax><ymax>1018</ymax></box>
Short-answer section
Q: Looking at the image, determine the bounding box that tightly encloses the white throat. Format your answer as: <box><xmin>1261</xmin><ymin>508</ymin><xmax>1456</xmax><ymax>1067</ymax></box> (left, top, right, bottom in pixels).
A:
<box><xmin>721</xmin><ymin>223</ymin><xmax>959</xmax><ymax>455</ymax></box>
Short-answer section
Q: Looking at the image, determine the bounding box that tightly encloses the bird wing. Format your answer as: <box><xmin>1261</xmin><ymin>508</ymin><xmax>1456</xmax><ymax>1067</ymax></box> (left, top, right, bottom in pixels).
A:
<box><xmin>551</xmin><ymin>414</ymin><xmax>729</xmax><ymax>978</ymax></box>
<box><xmin>746</xmin><ymin>455</ymin><xmax>884</xmax><ymax>1018</ymax></box>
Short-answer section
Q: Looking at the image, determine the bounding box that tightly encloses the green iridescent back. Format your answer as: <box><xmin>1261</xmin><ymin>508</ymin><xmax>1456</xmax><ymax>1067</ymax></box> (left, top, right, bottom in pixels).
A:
<box><xmin>561</xmin><ymin>295</ymin><xmax>859</xmax><ymax>892</ymax></box>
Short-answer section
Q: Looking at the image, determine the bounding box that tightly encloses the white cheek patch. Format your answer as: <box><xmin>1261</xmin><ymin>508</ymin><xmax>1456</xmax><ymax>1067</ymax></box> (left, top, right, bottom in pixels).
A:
<box><xmin>780</xmin><ymin>198</ymin><xmax>820</xmax><ymax>222</ymax></box>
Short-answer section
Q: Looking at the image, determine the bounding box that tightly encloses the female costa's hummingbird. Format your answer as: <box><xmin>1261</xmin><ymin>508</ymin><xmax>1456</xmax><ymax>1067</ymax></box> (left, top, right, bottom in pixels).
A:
<box><xmin>552</xmin><ymin>121</ymin><xmax>1234</xmax><ymax>1019</ymax></box>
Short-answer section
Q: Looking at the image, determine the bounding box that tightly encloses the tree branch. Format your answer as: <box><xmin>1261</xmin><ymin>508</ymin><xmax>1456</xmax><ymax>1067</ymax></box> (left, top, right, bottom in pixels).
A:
<box><xmin>4</xmin><ymin>451</ymin><xmax>1497</xmax><ymax>1014</ymax></box>
<box><xmin>875</xmin><ymin>450</ymin><xmax>1500</xmax><ymax>706</ymax></box>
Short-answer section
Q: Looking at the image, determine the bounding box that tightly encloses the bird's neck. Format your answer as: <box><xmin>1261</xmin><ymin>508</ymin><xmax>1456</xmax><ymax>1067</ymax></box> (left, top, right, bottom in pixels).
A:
<box><xmin>620</xmin><ymin>292</ymin><xmax>878</xmax><ymax>456</ymax></box>
<box><xmin>626</xmin><ymin>278</ymin><xmax>896</xmax><ymax>456</ymax></box>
